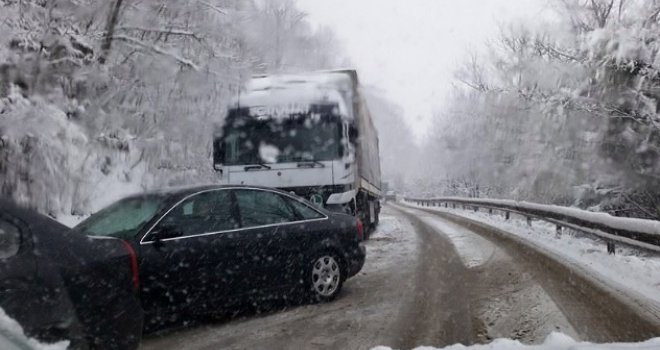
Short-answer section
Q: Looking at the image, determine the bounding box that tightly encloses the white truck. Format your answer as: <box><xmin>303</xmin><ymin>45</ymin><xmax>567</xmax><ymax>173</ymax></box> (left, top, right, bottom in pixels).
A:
<box><xmin>213</xmin><ymin>69</ymin><xmax>382</xmax><ymax>232</ymax></box>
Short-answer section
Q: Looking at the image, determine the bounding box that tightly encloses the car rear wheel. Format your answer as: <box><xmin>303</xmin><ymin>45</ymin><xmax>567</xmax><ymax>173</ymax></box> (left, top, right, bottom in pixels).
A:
<box><xmin>308</xmin><ymin>254</ymin><xmax>344</xmax><ymax>302</ymax></box>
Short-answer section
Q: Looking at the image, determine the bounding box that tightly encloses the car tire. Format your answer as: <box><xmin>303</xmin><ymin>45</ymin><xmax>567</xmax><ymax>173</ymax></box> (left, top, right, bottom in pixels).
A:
<box><xmin>307</xmin><ymin>253</ymin><xmax>344</xmax><ymax>303</ymax></box>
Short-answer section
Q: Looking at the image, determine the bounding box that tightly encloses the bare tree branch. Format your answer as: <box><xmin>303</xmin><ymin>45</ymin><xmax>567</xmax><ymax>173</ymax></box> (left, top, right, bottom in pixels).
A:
<box><xmin>196</xmin><ymin>0</ymin><xmax>228</xmax><ymax>15</ymax></box>
<box><xmin>111</xmin><ymin>34</ymin><xmax>199</xmax><ymax>70</ymax></box>
<box><xmin>116</xmin><ymin>26</ymin><xmax>199</xmax><ymax>38</ymax></box>
<box><xmin>643</xmin><ymin>6</ymin><xmax>660</xmax><ymax>27</ymax></box>
<box><xmin>590</xmin><ymin>0</ymin><xmax>614</xmax><ymax>27</ymax></box>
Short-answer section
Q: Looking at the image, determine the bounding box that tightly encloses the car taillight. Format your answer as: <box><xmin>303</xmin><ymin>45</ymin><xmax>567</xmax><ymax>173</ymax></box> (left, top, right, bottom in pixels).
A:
<box><xmin>121</xmin><ymin>240</ymin><xmax>140</xmax><ymax>292</ymax></box>
<box><xmin>356</xmin><ymin>218</ymin><xmax>364</xmax><ymax>241</ymax></box>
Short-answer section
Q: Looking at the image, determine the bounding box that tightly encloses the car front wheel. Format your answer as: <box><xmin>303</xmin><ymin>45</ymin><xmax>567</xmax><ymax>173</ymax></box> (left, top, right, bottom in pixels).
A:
<box><xmin>308</xmin><ymin>254</ymin><xmax>344</xmax><ymax>302</ymax></box>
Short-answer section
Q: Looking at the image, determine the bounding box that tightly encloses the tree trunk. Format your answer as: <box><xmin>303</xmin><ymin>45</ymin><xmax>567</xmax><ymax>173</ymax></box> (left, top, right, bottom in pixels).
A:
<box><xmin>99</xmin><ymin>0</ymin><xmax>124</xmax><ymax>64</ymax></box>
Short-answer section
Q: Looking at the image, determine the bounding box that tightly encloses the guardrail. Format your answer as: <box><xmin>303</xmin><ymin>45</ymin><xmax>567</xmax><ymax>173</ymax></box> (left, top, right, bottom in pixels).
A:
<box><xmin>403</xmin><ymin>197</ymin><xmax>660</xmax><ymax>255</ymax></box>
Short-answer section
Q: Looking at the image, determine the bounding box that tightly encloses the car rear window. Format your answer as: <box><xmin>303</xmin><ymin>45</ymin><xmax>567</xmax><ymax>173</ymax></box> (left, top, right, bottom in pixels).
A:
<box><xmin>286</xmin><ymin>198</ymin><xmax>325</xmax><ymax>220</ymax></box>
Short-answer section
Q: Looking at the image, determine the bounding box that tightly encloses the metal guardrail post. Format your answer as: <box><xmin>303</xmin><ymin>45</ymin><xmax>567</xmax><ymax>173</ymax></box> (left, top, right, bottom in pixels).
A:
<box><xmin>607</xmin><ymin>241</ymin><xmax>616</xmax><ymax>255</ymax></box>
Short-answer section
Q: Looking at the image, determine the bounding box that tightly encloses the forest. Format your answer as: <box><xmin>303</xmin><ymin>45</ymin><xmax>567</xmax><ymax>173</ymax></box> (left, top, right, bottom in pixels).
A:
<box><xmin>0</xmin><ymin>0</ymin><xmax>355</xmax><ymax>218</ymax></box>
<box><xmin>419</xmin><ymin>0</ymin><xmax>660</xmax><ymax>219</ymax></box>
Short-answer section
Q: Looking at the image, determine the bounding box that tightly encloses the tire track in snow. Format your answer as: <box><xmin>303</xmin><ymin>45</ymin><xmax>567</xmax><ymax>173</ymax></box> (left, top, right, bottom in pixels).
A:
<box><xmin>405</xmin><ymin>205</ymin><xmax>660</xmax><ymax>342</ymax></box>
<box><xmin>389</xmin><ymin>206</ymin><xmax>476</xmax><ymax>349</ymax></box>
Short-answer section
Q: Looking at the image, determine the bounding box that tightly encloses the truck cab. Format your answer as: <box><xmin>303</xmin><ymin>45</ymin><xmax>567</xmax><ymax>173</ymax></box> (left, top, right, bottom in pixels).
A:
<box><xmin>213</xmin><ymin>70</ymin><xmax>381</xmax><ymax>233</ymax></box>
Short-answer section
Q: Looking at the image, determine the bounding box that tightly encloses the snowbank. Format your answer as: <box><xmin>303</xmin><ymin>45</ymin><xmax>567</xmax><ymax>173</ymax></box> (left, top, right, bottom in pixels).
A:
<box><xmin>0</xmin><ymin>308</ymin><xmax>68</xmax><ymax>350</ymax></box>
<box><xmin>410</xmin><ymin>197</ymin><xmax>660</xmax><ymax>239</ymax></box>
<box><xmin>372</xmin><ymin>332</ymin><xmax>660</xmax><ymax>349</ymax></box>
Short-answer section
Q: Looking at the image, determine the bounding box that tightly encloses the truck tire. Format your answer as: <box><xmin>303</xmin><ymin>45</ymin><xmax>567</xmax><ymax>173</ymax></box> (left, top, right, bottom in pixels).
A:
<box><xmin>370</xmin><ymin>200</ymin><xmax>380</xmax><ymax>231</ymax></box>
<box><xmin>363</xmin><ymin>200</ymin><xmax>372</xmax><ymax>240</ymax></box>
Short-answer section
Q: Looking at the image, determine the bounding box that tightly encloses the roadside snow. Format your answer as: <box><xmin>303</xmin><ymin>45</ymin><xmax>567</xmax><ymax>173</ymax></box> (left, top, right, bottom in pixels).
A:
<box><xmin>0</xmin><ymin>308</ymin><xmax>68</xmax><ymax>350</ymax></box>
<box><xmin>404</xmin><ymin>201</ymin><xmax>660</xmax><ymax>313</ymax></box>
<box><xmin>363</xmin><ymin>208</ymin><xmax>418</xmax><ymax>271</ymax></box>
<box><xmin>413</xmin><ymin>197</ymin><xmax>660</xmax><ymax>238</ymax></box>
<box><xmin>57</xmin><ymin>214</ymin><xmax>87</xmax><ymax>228</ymax></box>
<box><xmin>372</xmin><ymin>332</ymin><xmax>660</xmax><ymax>349</ymax></box>
<box><xmin>396</xmin><ymin>206</ymin><xmax>494</xmax><ymax>268</ymax></box>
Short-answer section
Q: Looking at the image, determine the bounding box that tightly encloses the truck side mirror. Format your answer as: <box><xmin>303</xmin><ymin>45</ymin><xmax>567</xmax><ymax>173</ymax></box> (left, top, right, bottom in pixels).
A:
<box><xmin>349</xmin><ymin>125</ymin><xmax>359</xmax><ymax>140</ymax></box>
<box><xmin>213</xmin><ymin>139</ymin><xmax>224</xmax><ymax>172</ymax></box>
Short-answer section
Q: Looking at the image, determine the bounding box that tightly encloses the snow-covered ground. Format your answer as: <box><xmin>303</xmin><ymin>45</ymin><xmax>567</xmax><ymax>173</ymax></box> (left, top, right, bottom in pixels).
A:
<box><xmin>399</xmin><ymin>199</ymin><xmax>660</xmax><ymax>349</ymax></box>
<box><xmin>372</xmin><ymin>332</ymin><xmax>660</xmax><ymax>350</ymax></box>
<box><xmin>403</xmin><ymin>201</ymin><xmax>660</xmax><ymax>311</ymax></box>
<box><xmin>57</xmin><ymin>214</ymin><xmax>87</xmax><ymax>228</ymax></box>
<box><xmin>402</xmin><ymin>210</ymin><xmax>495</xmax><ymax>268</ymax></box>
<box><xmin>0</xmin><ymin>308</ymin><xmax>68</xmax><ymax>350</ymax></box>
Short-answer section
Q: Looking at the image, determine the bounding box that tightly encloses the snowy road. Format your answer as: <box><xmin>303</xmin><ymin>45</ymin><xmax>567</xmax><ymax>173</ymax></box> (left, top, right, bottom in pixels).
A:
<box><xmin>139</xmin><ymin>205</ymin><xmax>660</xmax><ymax>350</ymax></box>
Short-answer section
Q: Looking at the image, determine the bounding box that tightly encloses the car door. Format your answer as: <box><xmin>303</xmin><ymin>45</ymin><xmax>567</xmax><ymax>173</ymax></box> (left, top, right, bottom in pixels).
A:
<box><xmin>232</xmin><ymin>189</ymin><xmax>301</xmax><ymax>294</ymax></box>
<box><xmin>275</xmin><ymin>196</ymin><xmax>329</xmax><ymax>286</ymax></box>
<box><xmin>138</xmin><ymin>189</ymin><xmax>240</xmax><ymax>316</ymax></box>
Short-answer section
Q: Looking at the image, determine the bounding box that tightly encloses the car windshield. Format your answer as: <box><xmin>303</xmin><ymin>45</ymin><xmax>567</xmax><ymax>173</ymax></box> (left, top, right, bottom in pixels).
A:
<box><xmin>75</xmin><ymin>196</ymin><xmax>167</xmax><ymax>240</ymax></box>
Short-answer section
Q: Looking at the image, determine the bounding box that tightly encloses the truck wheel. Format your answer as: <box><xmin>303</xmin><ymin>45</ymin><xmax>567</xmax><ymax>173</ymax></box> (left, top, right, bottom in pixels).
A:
<box><xmin>363</xmin><ymin>203</ymin><xmax>372</xmax><ymax>240</ymax></box>
<box><xmin>371</xmin><ymin>210</ymin><xmax>379</xmax><ymax>230</ymax></box>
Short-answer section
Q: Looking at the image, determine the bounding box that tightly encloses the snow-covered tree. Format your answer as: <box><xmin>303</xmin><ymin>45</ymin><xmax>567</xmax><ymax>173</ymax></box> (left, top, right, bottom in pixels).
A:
<box><xmin>0</xmin><ymin>0</ymin><xmax>345</xmax><ymax>217</ymax></box>
<box><xmin>424</xmin><ymin>0</ymin><xmax>660</xmax><ymax>219</ymax></box>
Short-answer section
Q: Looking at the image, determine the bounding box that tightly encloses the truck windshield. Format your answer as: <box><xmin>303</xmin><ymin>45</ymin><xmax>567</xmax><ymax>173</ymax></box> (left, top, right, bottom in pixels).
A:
<box><xmin>219</xmin><ymin>113</ymin><xmax>342</xmax><ymax>166</ymax></box>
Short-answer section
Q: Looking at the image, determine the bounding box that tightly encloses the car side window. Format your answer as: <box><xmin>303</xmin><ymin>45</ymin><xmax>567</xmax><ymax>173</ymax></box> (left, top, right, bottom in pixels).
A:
<box><xmin>235</xmin><ymin>189</ymin><xmax>297</xmax><ymax>228</ymax></box>
<box><xmin>152</xmin><ymin>190</ymin><xmax>238</xmax><ymax>239</ymax></box>
<box><xmin>285</xmin><ymin>198</ymin><xmax>325</xmax><ymax>220</ymax></box>
<box><xmin>0</xmin><ymin>219</ymin><xmax>21</xmax><ymax>259</ymax></box>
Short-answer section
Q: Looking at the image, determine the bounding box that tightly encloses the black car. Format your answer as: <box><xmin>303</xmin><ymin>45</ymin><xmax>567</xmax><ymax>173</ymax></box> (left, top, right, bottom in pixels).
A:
<box><xmin>0</xmin><ymin>200</ymin><xmax>143</xmax><ymax>349</ymax></box>
<box><xmin>74</xmin><ymin>185</ymin><xmax>366</xmax><ymax>324</ymax></box>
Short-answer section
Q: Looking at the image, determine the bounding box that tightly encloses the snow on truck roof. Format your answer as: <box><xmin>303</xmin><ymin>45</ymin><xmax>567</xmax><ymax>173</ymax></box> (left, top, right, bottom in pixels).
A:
<box><xmin>248</xmin><ymin>70</ymin><xmax>354</xmax><ymax>91</ymax></box>
<box><xmin>231</xmin><ymin>71</ymin><xmax>356</xmax><ymax>119</ymax></box>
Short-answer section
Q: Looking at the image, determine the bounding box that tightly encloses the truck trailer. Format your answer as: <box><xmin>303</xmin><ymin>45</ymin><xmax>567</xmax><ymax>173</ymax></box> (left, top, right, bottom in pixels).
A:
<box><xmin>212</xmin><ymin>69</ymin><xmax>382</xmax><ymax>232</ymax></box>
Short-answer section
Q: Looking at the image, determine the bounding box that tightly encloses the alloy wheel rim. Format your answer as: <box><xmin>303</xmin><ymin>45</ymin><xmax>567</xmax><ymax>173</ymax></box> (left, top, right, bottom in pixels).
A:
<box><xmin>311</xmin><ymin>256</ymin><xmax>340</xmax><ymax>297</ymax></box>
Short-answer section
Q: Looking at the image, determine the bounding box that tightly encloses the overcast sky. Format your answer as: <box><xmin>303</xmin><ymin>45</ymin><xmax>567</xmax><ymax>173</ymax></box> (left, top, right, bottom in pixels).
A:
<box><xmin>296</xmin><ymin>0</ymin><xmax>548</xmax><ymax>139</ymax></box>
